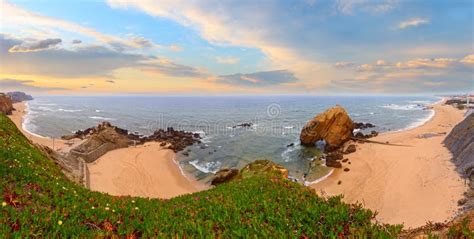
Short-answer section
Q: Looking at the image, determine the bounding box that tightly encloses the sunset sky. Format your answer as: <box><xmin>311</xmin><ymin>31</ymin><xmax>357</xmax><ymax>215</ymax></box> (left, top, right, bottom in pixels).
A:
<box><xmin>0</xmin><ymin>0</ymin><xmax>473</xmax><ymax>95</ymax></box>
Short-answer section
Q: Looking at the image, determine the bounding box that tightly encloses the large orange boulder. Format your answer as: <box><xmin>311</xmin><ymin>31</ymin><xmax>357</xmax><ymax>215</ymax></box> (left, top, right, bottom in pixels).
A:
<box><xmin>0</xmin><ymin>93</ymin><xmax>13</xmax><ymax>115</ymax></box>
<box><xmin>300</xmin><ymin>105</ymin><xmax>354</xmax><ymax>149</ymax></box>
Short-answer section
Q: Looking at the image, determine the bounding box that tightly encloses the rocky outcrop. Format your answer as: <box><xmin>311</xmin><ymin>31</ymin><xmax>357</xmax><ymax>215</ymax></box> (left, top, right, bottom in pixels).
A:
<box><xmin>444</xmin><ymin>113</ymin><xmax>474</xmax><ymax>177</ymax></box>
<box><xmin>300</xmin><ymin>105</ymin><xmax>354</xmax><ymax>149</ymax></box>
<box><xmin>232</xmin><ymin>123</ymin><xmax>253</xmax><ymax>128</ymax></box>
<box><xmin>354</xmin><ymin>130</ymin><xmax>378</xmax><ymax>139</ymax></box>
<box><xmin>353</xmin><ymin>122</ymin><xmax>375</xmax><ymax>130</ymax></box>
<box><xmin>65</xmin><ymin>122</ymin><xmax>201</xmax><ymax>164</ymax></box>
<box><xmin>444</xmin><ymin>113</ymin><xmax>474</xmax><ymax>210</ymax></box>
<box><xmin>69</xmin><ymin>122</ymin><xmax>132</xmax><ymax>163</ymax></box>
<box><xmin>211</xmin><ymin>168</ymin><xmax>239</xmax><ymax>185</ymax></box>
<box><xmin>0</xmin><ymin>93</ymin><xmax>14</xmax><ymax>115</ymax></box>
<box><xmin>142</xmin><ymin>127</ymin><xmax>201</xmax><ymax>152</ymax></box>
<box><xmin>6</xmin><ymin>91</ymin><xmax>33</xmax><ymax>103</ymax></box>
<box><xmin>211</xmin><ymin>160</ymin><xmax>289</xmax><ymax>186</ymax></box>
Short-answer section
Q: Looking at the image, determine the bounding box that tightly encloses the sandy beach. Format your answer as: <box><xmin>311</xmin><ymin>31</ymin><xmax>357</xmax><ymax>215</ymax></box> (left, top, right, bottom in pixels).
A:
<box><xmin>9</xmin><ymin>102</ymin><xmax>82</xmax><ymax>152</ymax></box>
<box><xmin>88</xmin><ymin>142</ymin><xmax>208</xmax><ymax>199</ymax></box>
<box><xmin>9</xmin><ymin>102</ymin><xmax>208</xmax><ymax>199</ymax></box>
<box><xmin>311</xmin><ymin>101</ymin><xmax>467</xmax><ymax>228</ymax></box>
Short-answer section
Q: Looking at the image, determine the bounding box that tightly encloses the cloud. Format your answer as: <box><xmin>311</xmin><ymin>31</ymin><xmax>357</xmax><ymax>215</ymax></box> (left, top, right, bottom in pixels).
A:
<box><xmin>105</xmin><ymin>80</ymin><xmax>115</xmax><ymax>84</ymax></box>
<box><xmin>169</xmin><ymin>44</ymin><xmax>183</xmax><ymax>52</ymax></box>
<box><xmin>129</xmin><ymin>35</ymin><xmax>153</xmax><ymax>48</ymax></box>
<box><xmin>328</xmin><ymin>54</ymin><xmax>474</xmax><ymax>93</ymax></box>
<box><xmin>334</xmin><ymin>61</ymin><xmax>354</xmax><ymax>68</ymax></box>
<box><xmin>349</xmin><ymin>56</ymin><xmax>471</xmax><ymax>73</ymax></box>
<box><xmin>140</xmin><ymin>58</ymin><xmax>208</xmax><ymax>78</ymax></box>
<box><xmin>215</xmin><ymin>56</ymin><xmax>239</xmax><ymax>64</ymax></box>
<box><xmin>335</xmin><ymin>0</ymin><xmax>398</xmax><ymax>15</ymax></box>
<box><xmin>398</xmin><ymin>18</ymin><xmax>429</xmax><ymax>29</ymax></box>
<box><xmin>72</xmin><ymin>39</ymin><xmax>82</xmax><ymax>44</ymax></box>
<box><xmin>0</xmin><ymin>78</ymin><xmax>68</xmax><ymax>92</ymax></box>
<box><xmin>0</xmin><ymin>34</ymin><xmax>206</xmax><ymax>79</ymax></box>
<box><xmin>9</xmin><ymin>38</ymin><xmax>62</xmax><ymax>52</ymax></box>
<box><xmin>460</xmin><ymin>54</ymin><xmax>474</xmax><ymax>65</ymax></box>
<box><xmin>1</xmin><ymin>1</ymin><xmax>156</xmax><ymax>51</ymax></box>
<box><xmin>217</xmin><ymin>70</ymin><xmax>298</xmax><ymax>87</ymax></box>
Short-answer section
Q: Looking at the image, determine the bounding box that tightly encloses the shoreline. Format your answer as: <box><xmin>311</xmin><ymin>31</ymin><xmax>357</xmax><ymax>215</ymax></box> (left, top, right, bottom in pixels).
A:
<box><xmin>87</xmin><ymin>142</ymin><xmax>209</xmax><ymax>199</ymax></box>
<box><xmin>9</xmin><ymin>102</ymin><xmax>82</xmax><ymax>152</ymax></box>
<box><xmin>9</xmin><ymin>101</ymin><xmax>209</xmax><ymax>199</ymax></box>
<box><xmin>310</xmin><ymin>100</ymin><xmax>467</xmax><ymax>228</ymax></box>
<box><xmin>304</xmin><ymin>99</ymin><xmax>442</xmax><ymax>187</ymax></box>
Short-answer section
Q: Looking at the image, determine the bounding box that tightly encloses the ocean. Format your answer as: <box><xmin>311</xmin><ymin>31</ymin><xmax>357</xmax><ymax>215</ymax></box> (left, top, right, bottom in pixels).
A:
<box><xmin>23</xmin><ymin>95</ymin><xmax>440</xmax><ymax>183</ymax></box>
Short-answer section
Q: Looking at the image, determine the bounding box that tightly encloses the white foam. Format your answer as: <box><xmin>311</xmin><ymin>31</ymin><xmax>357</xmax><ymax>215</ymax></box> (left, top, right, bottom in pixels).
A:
<box><xmin>281</xmin><ymin>141</ymin><xmax>300</xmax><ymax>162</ymax></box>
<box><xmin>37</xmin><ymin>106</ymin><xmax>55</xmax><ymax>112</ymax></box>
<box><xmin>397</xmin><ymin>109</ymin><xmax>435</xmax><ymax>132</ymax></box>
<box><xmin>95</xmin><ymin>110</ymin><xmax>102</xmax><ymax>113</ymax></box>
<box><xmin>283</xmin><ymin>126</ymin><xmax>294</xmax><ymax>129</ymax></box>
<box><xmin>304</xmin><ymin>168</ymin><xmax>335</xmax><ymax>186</ymax></box>
<box><xmin>189</xmin><ymin>160</ymin><xmax>221</xmax><ymax>174</ymax></box>
<box><xmin>22</xmin><ymin>102</ymin><xmax>48</xmax><ymax>139</ymax></box>
<box><xmin>35</xmin><ymin>103</ymin><xmax>57</xmax><ymax>106</ymax></box>
<box><xmin>381</xmin><ymin>104</ymin><xmax>421</xmax><ymax>111</ymax></box>
<box><xmin>408</xmin><ymin>100</ymin><xmax>431</xmax><ymax>104</ymax></box>
<box><xmin>89</xmin><ymin>116</ymin><xmax>115</xmax><ymax>121</ymax></box>
<box><xmin>58</xmin><ymin>108</ymin><xmax>82</xmax><ymax>112</ymax></box>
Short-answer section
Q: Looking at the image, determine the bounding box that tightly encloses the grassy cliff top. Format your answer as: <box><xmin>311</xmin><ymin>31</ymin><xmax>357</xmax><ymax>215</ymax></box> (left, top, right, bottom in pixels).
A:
<box><xmin>0</xmin><ymin>114</ymin><xmax>401</xmax><ymax>238</ymax></box>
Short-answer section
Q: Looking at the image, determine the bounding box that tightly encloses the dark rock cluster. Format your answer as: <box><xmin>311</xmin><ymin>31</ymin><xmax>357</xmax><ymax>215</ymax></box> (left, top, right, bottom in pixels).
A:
<box><xmin>142</xmin><ymin>127</ymin><xmax>201</xmax><ymax>152</ymax></box>
<box><xmin>353</xmin><ymin>122</ymin><xmax>375</xmax><ymax>130</ymax></box>
<box><xmin>354</xmin><ymin>130</ymin><xmax>379</xmax><ymax>139</ymax></box>
<box><xmin>323</xmin><ymin>143</ymin><xmax>357</xmax><ymax>168</ymax></box>
<box><xmin>63</xmin><ymin>122</ymin><xmax>201</xmax><ymax>153</ymax></box>
<box><xmin>232</xmin><ymin>122</ymin><xmax>253</xmax><ymax>128</ymax></box>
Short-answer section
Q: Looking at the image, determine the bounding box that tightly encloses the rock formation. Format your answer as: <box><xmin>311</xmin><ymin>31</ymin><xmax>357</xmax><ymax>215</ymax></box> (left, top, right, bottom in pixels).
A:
<box><xmin>444</xmin><ymin>113</ymin><xmax>474</xmax><ymax>176</ymax></box>
<box><xmin>6</xmin><ymin>91</ymin><xmax>33</xmax><ymax>103</ymax></box>
<box><xmin>64</xmin><ymin>122</ymin><xmax>201</xmax><ymax>164</ymax></box>
<box><xmin>69</xmin><ymin>122</ymin><xmax>132</xmax><ymax>163</ymax></box>
<box><xmin>300</xmin><ymin>105</ymin><xmax>354</xmax><ymax>149</ymax></box>
<box><xmin>0</xmin><ymin>93</ymin><xmax>14</xmax><ymax>115</ymax></box>
<box><xmin>211</xmin><ymin>168</ymin><xmax>239</xmax><ymax>185</ymax></box>
<box><xmin>211</xmin><ymin>160</ymin><xmax>289</xmax><ymax>186</ymax></box>
<box><xmin>444</xmin><ymin>113</ymin><xmax>474</xmax><ymax>210</ymax></box>
<box><xmin>353</xmin><ymin>122</ymin><xmax>375</xmax><ymax>130</ymax></box>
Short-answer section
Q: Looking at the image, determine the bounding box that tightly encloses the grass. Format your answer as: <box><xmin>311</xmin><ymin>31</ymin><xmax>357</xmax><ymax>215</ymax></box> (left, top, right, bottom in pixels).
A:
<box><xmin>0</xmin><ymin>114</ymin><xmax>402</xmax><ymax>238</ymax></box>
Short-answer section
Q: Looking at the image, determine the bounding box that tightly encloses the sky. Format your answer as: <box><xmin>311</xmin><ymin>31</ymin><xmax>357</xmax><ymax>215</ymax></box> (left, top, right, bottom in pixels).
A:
<box><xmin>0</xmin><ymin>0</ymin><xmax>472</xmax><ymax>95</ymax></box>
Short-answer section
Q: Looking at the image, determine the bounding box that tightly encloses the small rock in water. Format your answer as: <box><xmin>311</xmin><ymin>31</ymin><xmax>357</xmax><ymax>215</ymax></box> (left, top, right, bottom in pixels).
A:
<box><xmin>337</xmin><ymin>180</ymin><xmax>342</xmax><ymax>185</ymax></box>
<box><xmin>348</xmin><ymin>162</ymin><xmax>351</xmax><ymax>164</ymax></box>
<box><xmin>287</xmin><ymin>143</ymin><xmax>295</xmax><ymax>147</ymax></box>
<box><xmin>342</xmin><ymin>158</ymin><xmax>349</xmax><ymax>163</ymax></box>
<box><xmin>344</xmin><ymin>168</ymin><xmax>350</xmax><ymax>172</ymax></box>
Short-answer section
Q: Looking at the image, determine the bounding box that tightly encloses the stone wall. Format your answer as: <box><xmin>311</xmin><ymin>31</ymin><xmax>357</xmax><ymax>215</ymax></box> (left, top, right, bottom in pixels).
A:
<box><xmin>70</xmin><ymin>142</ymin><xmax>121</xmax><ymax>163</ymax></box>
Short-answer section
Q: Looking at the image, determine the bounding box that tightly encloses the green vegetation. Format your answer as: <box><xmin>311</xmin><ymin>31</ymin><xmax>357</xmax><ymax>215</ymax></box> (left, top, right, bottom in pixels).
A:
<box><xmin>447</xmin><ymin>216</ymin><xmax>474</xmax><ymax>239</ymax></box>
<box><xmin>0</xmin><ymin>114</ymin><xmax>402</xmax><ymax>237</ymax></box>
